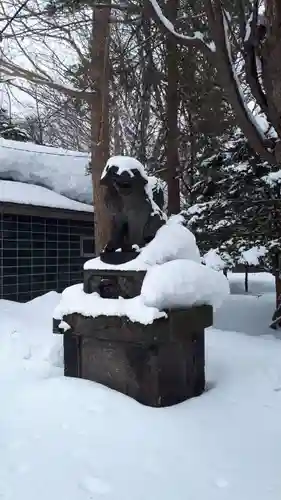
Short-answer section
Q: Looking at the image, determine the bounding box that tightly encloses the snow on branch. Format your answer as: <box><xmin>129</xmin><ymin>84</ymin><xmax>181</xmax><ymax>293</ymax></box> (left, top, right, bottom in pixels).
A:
<box><xmin>222</xmin><ymin>10</ymin><xmax>268</xmax><ymax>144</ymax></box>
<box><xmin>244</xmin><ymin>12</ymin><xmax>253</xmax><ymax>42</ymax></box>
<box><xmin>149</xmin><ymin>0</ymin><xmax>216</xmax><ymax>52</ymax></box>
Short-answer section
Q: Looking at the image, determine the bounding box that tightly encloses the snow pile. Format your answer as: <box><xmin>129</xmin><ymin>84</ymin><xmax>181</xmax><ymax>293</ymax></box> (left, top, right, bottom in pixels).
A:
<box><xmin>141</xmin><ymin>260</ymin><xmax>229</xmax><ymax>311</ymax></box>
<box><xmin>140</xmin><ymin>215</ymin><xmax>200</xmax><ymax>264</ymax></box>
<box><xmin>1</xmin><ymin>276</ymin><xmax>281</xmax><ymax>499</ymax></box>
<box><xmin>0</xmin><ymin>180</ymin><xmax>93</xmax><ymax>212</ymax></box>
<box><xmin>85</xmin><ymin>215</ymin><xmax>201</xmax><ymax>271</ymax></box>
<box><xmin>0</xmin><ymin>292</ymin><xmax>62</xmax><ymax>378</ymax></box>
<box><xmin>53</xmin><ymin>283</ymin><xmax>167</xmax><ymax>325</ymax></box>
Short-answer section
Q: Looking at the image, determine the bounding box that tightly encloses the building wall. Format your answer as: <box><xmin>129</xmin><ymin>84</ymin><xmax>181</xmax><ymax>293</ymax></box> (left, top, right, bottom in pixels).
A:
<box><xmin>0</xmin><ymin>212</ymin><xmax>94</xmax><ymax>302</ymax></box>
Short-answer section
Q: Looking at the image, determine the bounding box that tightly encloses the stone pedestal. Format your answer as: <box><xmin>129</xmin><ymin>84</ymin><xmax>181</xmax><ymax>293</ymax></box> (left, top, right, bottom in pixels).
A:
<box><xmin>84</xmin><ymin>268</ymin><xmax>146</xmax><ymax>298</ymax></box>
<box><xmin>53</xmin><ymin>305</ymin><xmax>212</xmax><ymax>407</ymax></box>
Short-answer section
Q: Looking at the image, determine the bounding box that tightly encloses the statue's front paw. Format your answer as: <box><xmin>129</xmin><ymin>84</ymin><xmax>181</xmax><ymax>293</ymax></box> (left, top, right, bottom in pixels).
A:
<box><xmin>104</xmin><ymin>242</ymin><xmax>116</xmax><ymax>253</ymax></box>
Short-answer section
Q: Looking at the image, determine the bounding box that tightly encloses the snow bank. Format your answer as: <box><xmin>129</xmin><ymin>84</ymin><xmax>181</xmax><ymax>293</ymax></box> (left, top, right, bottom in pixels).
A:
<box><xmin>85</xmin><ymin>215</ymin><xmax>200</xmax><ymax>271</ymax></box>
<box><xmin>141</xmin><ymin>260</ymin><xmax>229</xmax><ymax>311</ymax></box>
<box><xmin>0</xmin><ymin>291</ymin><xmax>62</xmax><ymax>378</ymax></box>
<box><xmin>0</xmin><ymin>180</ymin><xmax>93</xmax><ymax>212</ymax></box>
<box><xmin>53</xmin><ymin>283</ymin><xmax>167</xmax><ymax>325</ymax></box>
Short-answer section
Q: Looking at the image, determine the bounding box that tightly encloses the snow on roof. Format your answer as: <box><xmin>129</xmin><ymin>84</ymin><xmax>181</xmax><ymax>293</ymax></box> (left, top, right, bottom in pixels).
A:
<box><xmin>0</xmin><ymin>138</ymin><xmax>92</xmax><ymax>204</ymax></box>
<box><xmin>0</xmin><ymin>180</ymin><xmax>93</xmax><ymax>213</ymax></box>
<box><xmin>0</xmin><ymin>139</ymin><xmax>166</xmax><ymax>207</ymax></box>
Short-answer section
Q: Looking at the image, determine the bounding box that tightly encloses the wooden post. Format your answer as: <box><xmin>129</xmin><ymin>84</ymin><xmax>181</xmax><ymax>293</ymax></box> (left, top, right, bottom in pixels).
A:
<box><xmin>274</xmin><ymin>253</ymin><xmax>281</xmax><ymax>308</ymax></box>
<box><xmin>244</xmin><ymin>266</ymin><xmax>249</xmax><ymax>293</ymax></box>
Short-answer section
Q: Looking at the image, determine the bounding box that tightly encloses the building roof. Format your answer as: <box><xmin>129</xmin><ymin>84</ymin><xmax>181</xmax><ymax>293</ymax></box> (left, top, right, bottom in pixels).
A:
<box><xmin>0</xmin><ymin>138</ymin><xmax>92</xmax><ymax>204</ymax></box>
<box><xmin>0</xmin><ymin>180</ymin><xmax>93</xmax><ymax>213</ymax></box>
<box><xmin>0</xmin><ymin>138</ymin><xmax>167</xmax><ymax>209</ymax></box>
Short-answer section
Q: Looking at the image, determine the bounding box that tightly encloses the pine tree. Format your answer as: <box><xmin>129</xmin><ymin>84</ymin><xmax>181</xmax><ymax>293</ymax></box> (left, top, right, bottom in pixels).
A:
<box><xmin>0</xmin><ymin>107</ymin><xmax>31</xmax><ymax>142</ymax></box>
<box><xmin>186</xmin><ymin>132</ymin><xmax>280</xmax><ymax>272</ymax></box>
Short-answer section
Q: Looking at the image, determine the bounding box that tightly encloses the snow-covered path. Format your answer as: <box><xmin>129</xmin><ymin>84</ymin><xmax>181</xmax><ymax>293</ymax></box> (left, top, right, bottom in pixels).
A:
<box><xmin>0</xmin><ymin>274</ymin><xmax>281</xmax><ymax>500</ymax></box>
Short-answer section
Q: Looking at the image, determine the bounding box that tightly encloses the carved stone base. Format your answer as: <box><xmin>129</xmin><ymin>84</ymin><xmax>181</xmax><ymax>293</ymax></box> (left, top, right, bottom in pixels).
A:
<box><xmin>53</xmin><ymin>306</ymin><xmax>213</xmax><ymax>407</ymax></box>
<box><xmin>83</xmin><ymin>269</ymin><xmax>146</xmax><ymax>299</ymax></box>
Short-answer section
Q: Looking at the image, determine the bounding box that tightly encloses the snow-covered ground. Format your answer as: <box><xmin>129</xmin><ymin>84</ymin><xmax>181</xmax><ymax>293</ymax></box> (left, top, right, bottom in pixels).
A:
<box><xmin>215</xmin><ymin>272</ymin><xmax>279</xmax><ymax>337</ymax></box>
<box><xmin>0</xmin><ymin>273</ymin><xmax>281</xmax><ymax>500</ymax></box>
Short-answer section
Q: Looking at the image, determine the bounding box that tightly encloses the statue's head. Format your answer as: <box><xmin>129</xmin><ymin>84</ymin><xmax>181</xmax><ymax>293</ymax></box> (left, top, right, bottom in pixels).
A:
<box><xmin>100</xmin><ymin>164</ymin><xmax>147</xmax><ymax>197</ymax></box>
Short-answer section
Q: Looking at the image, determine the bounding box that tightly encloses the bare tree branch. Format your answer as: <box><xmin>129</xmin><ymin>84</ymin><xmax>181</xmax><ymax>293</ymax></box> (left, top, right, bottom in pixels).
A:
<box><xmin>0</xmin><ymin>59</ymin><xmax>93</xmax><ymax>99</ymax></box>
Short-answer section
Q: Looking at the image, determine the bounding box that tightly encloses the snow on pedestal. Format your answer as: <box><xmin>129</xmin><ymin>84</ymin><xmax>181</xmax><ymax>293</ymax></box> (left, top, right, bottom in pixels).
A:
<box><xmin>84</xmin><ymin>214</ymin><xmax>201</xmax><ymax>272</ymax></box>
<box><xmin>141</xmin><ymin>259</ymin><xmax>229</xmax><ymax>311</ymax></box>
<box><xmin>54</xmin><ymin>284</ymin><xmax>167</xmax><ymax>326</ymax></box>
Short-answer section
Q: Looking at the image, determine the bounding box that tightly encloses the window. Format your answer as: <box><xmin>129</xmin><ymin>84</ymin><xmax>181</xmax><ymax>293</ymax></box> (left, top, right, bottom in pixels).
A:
<box><xmin>80</xmin><ymin>236</ymin><xmax>95</xmax><ymax>257</ymax></box>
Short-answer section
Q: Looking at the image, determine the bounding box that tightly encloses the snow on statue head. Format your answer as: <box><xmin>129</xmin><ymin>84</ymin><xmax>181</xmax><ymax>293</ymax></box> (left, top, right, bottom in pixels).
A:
<box><xmin>100</xmin><ymin>156</ymin><xmax>166</xmax><ymax>265</ymax></box>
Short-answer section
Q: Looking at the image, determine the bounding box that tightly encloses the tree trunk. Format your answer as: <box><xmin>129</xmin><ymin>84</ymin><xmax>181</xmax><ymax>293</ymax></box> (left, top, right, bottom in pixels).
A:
<box><xmin>262</xmin><ymin>0</ymin><xmax>281</xmax><ymax>161</ymax></box>
<box><xmin>113</xmin><ymin>107</ymin><xmax>121</xmax><ymax>155</ymax></box>
<box><xmin>166</xmin><ymin>0</ymin><xmax>181</xmax><ymax>215</ymax></box>
<box><xmin>90</xmin><ymin>3</ymin><xmax>111</xmax><ymax>254</ymax></box>
<box><xmin>270</xmin><ymin>253</ymin><xmax>281</xmax><ymax>329</ymax></box>
<box><xmin>204</xmin><ymin>0</ymin><xmax>275</xmax><ymax>165</ymax></box>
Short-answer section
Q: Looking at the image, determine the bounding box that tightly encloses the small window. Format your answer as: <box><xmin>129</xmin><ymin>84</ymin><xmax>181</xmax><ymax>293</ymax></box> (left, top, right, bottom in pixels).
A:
<box><xmin>80</xmin><ymin>236</ymin><xmax>95</xmax><ymax>257</ymax></box>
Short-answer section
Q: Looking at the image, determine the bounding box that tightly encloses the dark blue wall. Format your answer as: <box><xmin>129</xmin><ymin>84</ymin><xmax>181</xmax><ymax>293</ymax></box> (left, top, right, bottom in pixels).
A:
<box><xmin>0</xmin><ymin>212</ymin><xmax>94</xmax><ymax>302</ymax></box>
